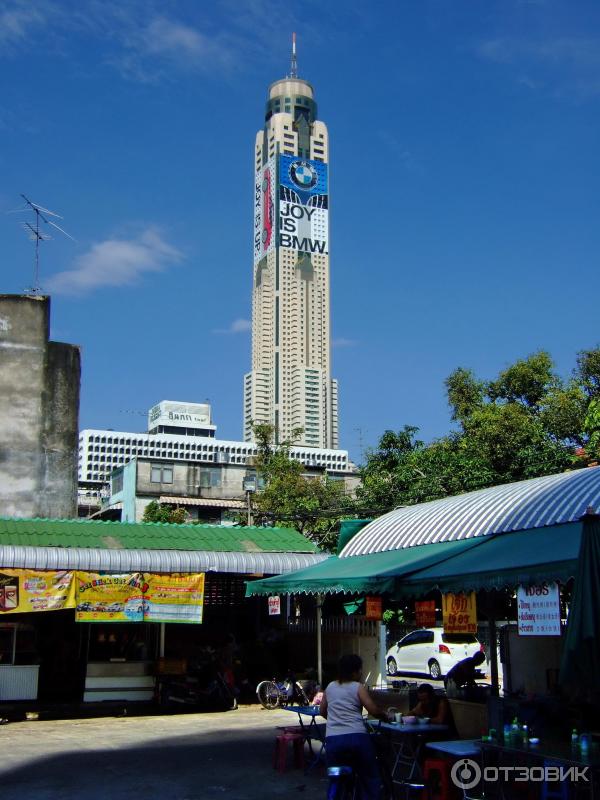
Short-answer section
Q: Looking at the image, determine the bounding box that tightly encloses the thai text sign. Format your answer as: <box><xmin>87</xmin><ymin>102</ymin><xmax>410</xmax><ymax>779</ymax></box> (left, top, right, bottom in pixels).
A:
<box><xmin>517</xmin><ymin>582</ymin><xmax>561</xmax><ymax>636</ymax></box>
<box><xmin>75</xmin><ymin>573</ymin><xmax>205</xmax><ymax>624</ymax></box>
<box><xmin>0</xmin><ymin>570</ymin><xmax>205</xmax><ymax>623</ymax></box>
<box><xmin>442</xmin><ymin>592</ymin><xmax>477</xmax><ymax>634</ymax></box>
<box><xmin>415</xmin><ymin>600</ymin><xmax>436</xmax><ymax>628</ymax></box>
<box><xmin>268</xmin><ymin>596</ymin><xmax>281</xmax><ymax>616</ymax></box>
<box><xmin>0</xmin><ymin>570</ymin><xmax>75</xmax><ymax>614</ymax></box>
<box><xmin>365</xmin><ymin>596</ymin><xmax>382</xmax><ymax>620</ymax></box>
<box><xmin>143</xmin><ymin>573</ymin><xmax>205</xmax><ymax>624</ymax></box>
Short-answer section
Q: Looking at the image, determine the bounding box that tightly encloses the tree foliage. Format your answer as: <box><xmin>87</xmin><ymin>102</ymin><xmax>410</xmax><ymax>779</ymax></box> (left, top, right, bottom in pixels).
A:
<box><xmin>142</xmin><ymin>501</ymin><xmax>188</xmax><ymax>524</ymax></box>
<box><xmin>357</xmin><ymin>348</ymin><xmax>600</xmax><ymax>514</ymax></box>
<box><xmin>249</xmin><ymin>423</ymin><xmax>353</xmax><ymax>552</ymax></box>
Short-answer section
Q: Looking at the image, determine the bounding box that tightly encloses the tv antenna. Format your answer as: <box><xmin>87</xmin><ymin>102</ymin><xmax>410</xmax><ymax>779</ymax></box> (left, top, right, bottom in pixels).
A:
<box><xmin>11</xmin><ymin>194</ymin><xmax>75</xmax><ymax>294</ymax></box>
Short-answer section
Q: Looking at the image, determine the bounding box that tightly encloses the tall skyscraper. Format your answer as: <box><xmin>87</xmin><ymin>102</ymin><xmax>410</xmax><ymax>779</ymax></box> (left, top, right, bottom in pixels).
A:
<box><xmin>244</xmin><ymin>36</ymin><xmax>339</xmax><ymax>449</ymax></box>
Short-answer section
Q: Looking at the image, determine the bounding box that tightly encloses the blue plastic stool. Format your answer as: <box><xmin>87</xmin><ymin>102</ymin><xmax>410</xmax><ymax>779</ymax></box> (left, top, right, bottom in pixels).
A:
<box><xmin>541</xmin><ymin>760</ymin><xmax>569</xmax><ymax>800</ymax></box>
<box><xmin>327</xmin><ymin>766</ymin><xmax>356</xmax><ymax>800</ymax></box>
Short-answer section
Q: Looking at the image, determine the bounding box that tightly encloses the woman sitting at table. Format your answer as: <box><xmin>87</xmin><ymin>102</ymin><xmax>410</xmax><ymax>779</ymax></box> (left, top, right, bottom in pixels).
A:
<box><xmin>409</xmin><ymin>683</ymin><xmax>454</xmax><ymax>728</ymax></box>
<box><xmin>320</xmin><ymin>654</ymin><xmax>388</xmax><ymax>800</ymax></box>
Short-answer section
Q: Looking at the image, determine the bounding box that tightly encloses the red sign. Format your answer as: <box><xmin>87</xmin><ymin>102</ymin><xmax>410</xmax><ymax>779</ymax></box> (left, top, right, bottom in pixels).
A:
<box><xmin>442</xmin><ymin>592</ymin><xmax>477</xmax><ymax>634</ymax></box>
<box><xmin>268</xmin><ymin>596</ymin><xmax>281</xmax><ymax>616</ymax></box>
<box><xmin>415</xmin><ymin>600</ymin><xmax>436</xmax><ymax>628</ymax></box>
<box><xmin>365</xmin><ymin>596</ymin><xmax>382</xmax><ymax>620</ymax></box>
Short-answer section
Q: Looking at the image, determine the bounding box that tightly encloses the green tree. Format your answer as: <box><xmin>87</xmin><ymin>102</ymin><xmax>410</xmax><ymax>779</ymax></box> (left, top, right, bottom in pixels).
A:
<box><xmin>249</xmin><ymin>423</ymin><xmax>353</xmax><ymax>551</ymax></box>
<box><xmin>445</xmin><ymin>368</ymin><xmax>485</xmax><ymax>423</ymax></box>
<box><xmin>487</xmin><ymin>351</ymin><xmax>557</xmax><ymax>407</ymax></box>
<box><xmin>358</xmin><ymin>348</ymin><xmax>600</xmax><ymax>514</ymax></box>
<box><xmin>142</xmin><ymin>501</ymin><xmax>188</xmax><ymax>524</ymax></box>
<box><xmin>576</xmin><ymin>347</ymin><xmax>600</xmax><ymax>398</ymax></box>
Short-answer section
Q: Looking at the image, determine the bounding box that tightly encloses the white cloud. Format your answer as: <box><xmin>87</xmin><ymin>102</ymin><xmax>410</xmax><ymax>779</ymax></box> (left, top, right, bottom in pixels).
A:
<box><xmin>332</xmin><ymin>337</ymin><xmax>357</xmax><ymax>348</ymax></box>
<box><xmin>477</xmin><ymin>36</ymin><xmax>600</xmax><ymax>98</ymax></box>
<box><xmin>112</xmin><ymin>14</ymin><xmax>236</xmax><ymax>81</ymax></box>
<box><xmin>47</xmin><ymin>228</ymin><xmax>183</xmax><ymax>295</ymax></box>
<box><xmin>213</xmin><ymin>318</ymin><xmax>252</xmax><ymax>335</ymax></box>
<box><xmin>0</xmin><ymin>1</ymin><xmax>49</xmax><ymax>52</ymax></box>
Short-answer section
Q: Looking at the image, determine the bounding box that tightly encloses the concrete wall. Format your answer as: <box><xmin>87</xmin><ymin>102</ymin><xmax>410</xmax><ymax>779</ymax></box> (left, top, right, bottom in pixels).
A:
<box><xmin>0</xmin><ymin>295</ymin><xmax>80</xmax><ymax>519</ymax></box>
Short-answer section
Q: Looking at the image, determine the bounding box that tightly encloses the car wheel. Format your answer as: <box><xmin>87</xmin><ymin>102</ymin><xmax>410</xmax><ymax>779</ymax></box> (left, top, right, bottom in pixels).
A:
<box><xmin>428</xmin><ymin>659</ymin><xmax>442</xmax><ymax>680</ymax></box>
<box><xmin>387</xmin><ymin>657</ymin><xmax>398</xmax><ymax>676</ymax></box>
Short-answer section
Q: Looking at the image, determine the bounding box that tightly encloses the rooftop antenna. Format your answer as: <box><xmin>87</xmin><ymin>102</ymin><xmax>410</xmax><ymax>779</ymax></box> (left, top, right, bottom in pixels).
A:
<box><xmin>290</xmin><ymin>32</ymin><xmax>298</xmax><ymax>78</ymax></box>
<box><xmin>13</xmin><ymin>194</ymin><xmax>75</xmax><ymax>294</ymax></box>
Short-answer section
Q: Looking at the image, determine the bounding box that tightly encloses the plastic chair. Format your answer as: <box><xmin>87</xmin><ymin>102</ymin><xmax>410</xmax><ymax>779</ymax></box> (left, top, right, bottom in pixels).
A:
<box><xmin>273</xmin><ymin>732</ymin><xmax>305</xmax><ymax>773</ymax></box>
<box><xmin>541</xmin><ymin>760</ymin><xmax>569</xmax><ymax>800</ymax></box>
<box><xmin>327</xmin><ymin>766</ymin><xmax>356</xmax><ymax>800</ymax></box>
<box><xmin>423</xmin><ymin>758</ymin><xmax>456</xmax><ymax>800</ymax></box>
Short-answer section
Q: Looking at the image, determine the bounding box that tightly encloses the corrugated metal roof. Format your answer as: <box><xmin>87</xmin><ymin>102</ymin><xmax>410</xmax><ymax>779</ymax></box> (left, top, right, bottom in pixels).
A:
<box><xmin>342</xmin><ymin>466</ymin><xmax>600</xmax><ymax>556</ymax></box>
<box><xmin>159</xmin><ymin>496</ymin><xmax>246</xmax><ymax>509</ymax></box>
<box><xmin>0</xmin><ymin>517</ymin><xmax>318</xmax><ymax>554</ymax></box>
<box><xmin>0</xmin><ymin>545</ymin><xmax>325</xmax><ymax>574</ymax></box>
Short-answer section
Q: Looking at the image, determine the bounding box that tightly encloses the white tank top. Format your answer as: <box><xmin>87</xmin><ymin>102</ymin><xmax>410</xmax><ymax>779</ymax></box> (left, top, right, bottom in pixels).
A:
<box><xmin>325</xmin><ymin>680</ymin><xmax>366</xmax><ymax>737</ymax></box>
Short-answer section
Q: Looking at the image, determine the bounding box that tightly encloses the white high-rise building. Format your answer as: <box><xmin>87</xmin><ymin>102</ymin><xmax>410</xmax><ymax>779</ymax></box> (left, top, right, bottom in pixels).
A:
<box><xmin>244</xmin><ymin>37</ymin><xmax>339</xmax><ymax>450</ymax></box>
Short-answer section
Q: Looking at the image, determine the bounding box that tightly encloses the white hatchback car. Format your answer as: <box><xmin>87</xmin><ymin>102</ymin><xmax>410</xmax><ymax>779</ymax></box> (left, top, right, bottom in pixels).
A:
<box><xmin>386</xmin><ymin>627</ymin><xmax>484</xmax><ymax>680</ymax></box>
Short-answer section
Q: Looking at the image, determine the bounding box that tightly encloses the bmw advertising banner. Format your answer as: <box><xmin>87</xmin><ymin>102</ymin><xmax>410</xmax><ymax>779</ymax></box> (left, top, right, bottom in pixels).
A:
<box><xmin>279</xmin><ymin>155</ymin><xmax>329</xmax><ymax>256</ymax></box>
<box><xmin>253</xmin><ymin>156</ymin><xmax>276</xmax><ymax>266</ymax></box>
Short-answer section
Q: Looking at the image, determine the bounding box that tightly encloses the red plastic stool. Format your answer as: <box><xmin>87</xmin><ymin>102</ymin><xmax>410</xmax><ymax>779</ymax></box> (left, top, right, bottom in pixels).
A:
<box><xmin>423</xmin><ymin>758</ymin><xmax>456</xmax><ymax>800</ymax></box>
<box><xmin>273</xmin><ymin>732</ymin><xmax>305</xmax><ymax>773</ymax></box>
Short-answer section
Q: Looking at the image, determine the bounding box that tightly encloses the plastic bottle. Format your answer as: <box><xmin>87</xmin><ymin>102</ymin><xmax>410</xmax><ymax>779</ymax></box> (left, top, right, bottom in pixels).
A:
<box><xmin>503</xmin><ymin>723</ymin><xmax>511</xmax><ymax>742</ymax></box>
<box><xmin>580</xmin><ymin>734</ymin><xmax>589</xmax><ymax>755</ymax></box>
<box><xmin>522</xmin><ymin>724</ymin><xmax>529</xmax><ymax>745</ymax></box>
<box><xmin>571</xmin><ymin>729</ymin><xmax>579</xmax><ymax>748</ymax></box>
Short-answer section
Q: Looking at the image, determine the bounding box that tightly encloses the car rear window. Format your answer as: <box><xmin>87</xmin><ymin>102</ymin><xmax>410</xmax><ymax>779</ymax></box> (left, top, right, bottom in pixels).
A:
<box><xmin>441</xmin><ymin>634</ymin><xmax>477</xmax><ymax>644</ymax></box>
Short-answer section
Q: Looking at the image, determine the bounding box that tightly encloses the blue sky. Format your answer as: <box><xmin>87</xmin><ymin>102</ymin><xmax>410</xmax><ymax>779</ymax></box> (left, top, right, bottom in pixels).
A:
<box><xmin>1</xmin><ymin>0</ymin><xmax>599</xmax><ymax>461</ymax></box>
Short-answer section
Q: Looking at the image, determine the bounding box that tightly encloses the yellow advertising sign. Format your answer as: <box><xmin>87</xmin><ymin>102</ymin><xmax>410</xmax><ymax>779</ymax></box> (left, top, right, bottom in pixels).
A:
<box><xmin>75</xmin><ymin>573</ymin><xmax>147</xmax><ymax>622</ymax></box>
<box><xmin>442</xmin><ymin>592</ymin><xmax>477</xmax><ymax>634</ymax></box>
<box><xmin>144</xmin><ymin>573</ymin><xmax>205</xmax><ymax>624</ymax></box>
<box><xmin>75</xmin><ymin>572</ymin><xmax>205</xmax><ymax>624</ymax></box>
<box><xmin>0</xmin><ymin>570</ymin><xmax>205</xmax><ymax>624</ymax></box>
<box><xmin>0</xmin><ymin>570</ymin><xmax>76</xmax><ymax>614</ymax></box>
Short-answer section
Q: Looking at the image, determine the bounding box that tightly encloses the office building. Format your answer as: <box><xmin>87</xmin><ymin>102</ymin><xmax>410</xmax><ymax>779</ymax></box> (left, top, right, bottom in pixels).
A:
<box><xmin>244</xmin><ymin>37</ymin><xmax>339</xmax><ymax>449</ymax></box>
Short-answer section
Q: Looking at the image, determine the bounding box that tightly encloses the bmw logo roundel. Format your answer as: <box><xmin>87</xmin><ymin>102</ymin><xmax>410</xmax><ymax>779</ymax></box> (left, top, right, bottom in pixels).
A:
<box><xmin>289</xmin><ymin>160</ymin><xmax>318</xmax><ymax>189</ymax></box>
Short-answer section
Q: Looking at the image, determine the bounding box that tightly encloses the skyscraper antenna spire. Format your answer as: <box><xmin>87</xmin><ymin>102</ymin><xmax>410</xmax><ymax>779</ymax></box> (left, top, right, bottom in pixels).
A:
<box><xmin>290</xmin><ymin>32</ymin><xmax>298</xmax><ymax>78</ymax></box>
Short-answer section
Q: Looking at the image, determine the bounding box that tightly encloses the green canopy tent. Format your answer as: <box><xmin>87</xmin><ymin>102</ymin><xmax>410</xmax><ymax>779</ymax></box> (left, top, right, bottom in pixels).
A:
<box><xmin>245</xmin><ymin>537</ymin><xmax>488</xmax><ymax>597</ymax></box>
<box><xmin>559</xmin><ymin>512</ymin><xmax>600</xmax><ymax>703</ymax></box>
<box><xmin>246</xmin><ymin>521</ymin><xmax>584</xmax><ymax>689</ymax></box>
<box><xmin>391</xmin><ymin>521</ymin><xmax>582</xmax><ymax>695</ymax></box>
<box><xmin>246</xmin><ymin>537</ymin><xmax>489</xmax><ymax>684</ymax></box>
<box><xmin>392</xmin><ymin>522</ymin><xmax>581</xmax><ymax>597</ymax></box>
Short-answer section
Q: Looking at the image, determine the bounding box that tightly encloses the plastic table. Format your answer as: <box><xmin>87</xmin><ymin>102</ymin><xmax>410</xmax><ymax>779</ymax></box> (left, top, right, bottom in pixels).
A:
<box><xmin>283</xmin><ymin>705</ymin><xmax>325</xmax><ymax>770</ymax></box>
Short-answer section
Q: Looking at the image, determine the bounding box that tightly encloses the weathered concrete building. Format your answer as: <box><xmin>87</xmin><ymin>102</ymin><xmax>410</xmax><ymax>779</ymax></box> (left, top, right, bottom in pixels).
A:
<box><xmin>0</xmin><ymin>294</ymin><xmax>80</xmax><ymax>518</ymax></box>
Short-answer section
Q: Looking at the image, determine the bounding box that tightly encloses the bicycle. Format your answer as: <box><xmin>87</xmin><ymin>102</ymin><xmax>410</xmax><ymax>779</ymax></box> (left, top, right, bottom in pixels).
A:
<box><xmin>256</xmin><ymin>672</ymin><xmax>314</xmax><ymax>709</ymax></box>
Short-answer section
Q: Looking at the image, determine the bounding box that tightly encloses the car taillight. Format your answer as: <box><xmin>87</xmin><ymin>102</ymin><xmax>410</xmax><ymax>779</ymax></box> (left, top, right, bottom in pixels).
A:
<box><xmin>439</xmin><ymin>644</ymin><xmax>451</xmax><ymax>655</ymax></box>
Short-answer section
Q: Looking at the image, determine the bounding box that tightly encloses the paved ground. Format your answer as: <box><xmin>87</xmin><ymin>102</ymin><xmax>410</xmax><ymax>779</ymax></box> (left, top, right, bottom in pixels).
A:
<box><xmin>0</xmin><ymin>706</ymin><xmax>327</xmax><ymax>800</ymax></box>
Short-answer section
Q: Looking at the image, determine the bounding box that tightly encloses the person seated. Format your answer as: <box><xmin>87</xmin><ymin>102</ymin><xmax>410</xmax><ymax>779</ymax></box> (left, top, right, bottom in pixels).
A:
<box><xmin>445</xmin><ymin>651</ymin><xmax>486</xmax><ymax>694</ymax></box>
<box><xmin>409</xmin><ymin>683</ymin><xmax>452</xmax><ymax>725</ymax></box>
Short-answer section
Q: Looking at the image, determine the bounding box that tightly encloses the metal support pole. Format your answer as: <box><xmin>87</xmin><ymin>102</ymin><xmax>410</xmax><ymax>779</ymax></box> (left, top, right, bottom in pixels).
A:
<box><xmin>489</xmin><ymin>617</ymin><xmax>499</xmax><ymax>698</ymax></box>
<box><xmin>246</xmin><ymin>490</ymin><xmax>252</xmax><ymax>526</ymax></box>
<box><xmin>316</xmin><ymin>595</ymin><xmax>323</xmax><ymax>687</ymax></box>
<box><xmin>159</xmin><ymin>623</ymin><xmax>166</xmax><ymax>658</ymax></box>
